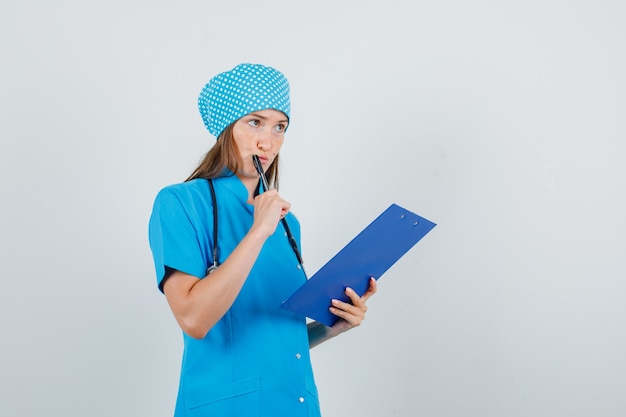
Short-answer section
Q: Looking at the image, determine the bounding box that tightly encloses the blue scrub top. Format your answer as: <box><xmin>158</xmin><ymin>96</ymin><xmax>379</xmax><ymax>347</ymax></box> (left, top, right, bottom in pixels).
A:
<box><xmin>149</xmin><ymin>175</ymin><xmax>321</xmax><ymax>417</ymax></box>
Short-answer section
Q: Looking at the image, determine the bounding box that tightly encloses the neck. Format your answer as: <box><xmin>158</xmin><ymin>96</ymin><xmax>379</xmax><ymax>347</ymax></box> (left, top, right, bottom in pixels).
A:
<box><xmin>237</xmin><ymin>173</ymin><xmax>260</xmax><ymax>204</ymax></box>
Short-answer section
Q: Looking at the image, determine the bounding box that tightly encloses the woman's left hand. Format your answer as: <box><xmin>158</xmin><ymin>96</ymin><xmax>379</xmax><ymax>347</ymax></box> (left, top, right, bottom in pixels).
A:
<box><xmin>329</xmin><ymin>277</ymin><xmax>378</xmax><ymax>334</ymax></box>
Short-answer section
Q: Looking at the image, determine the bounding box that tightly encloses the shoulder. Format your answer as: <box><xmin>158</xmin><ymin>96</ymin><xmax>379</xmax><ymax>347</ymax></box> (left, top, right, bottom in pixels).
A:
<box><xmin>155</xmin><ymin>179</ymin><xmax>209</xmax><ymax>202</ymax></box>
<box><xmin>152</xmin><ymin>179</ymin><xmax>213</xmax><ymax>216</ymax></box>
<box><xmin>158</xmin><ymin>178</ymin><xmax>208</xmax><ymax>195</ymax></box>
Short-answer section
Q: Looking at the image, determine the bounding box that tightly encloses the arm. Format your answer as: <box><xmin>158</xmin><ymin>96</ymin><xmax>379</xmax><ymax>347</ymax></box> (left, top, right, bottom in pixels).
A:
<box><xmin>163</xmin><ymin>189</ymin><xmax>290</xmax><ymax>339</ymax></box>
<box><xmin>308</xmin><ymin>277</ymin><xmax>378</xmax><ymax>348</ymax></box>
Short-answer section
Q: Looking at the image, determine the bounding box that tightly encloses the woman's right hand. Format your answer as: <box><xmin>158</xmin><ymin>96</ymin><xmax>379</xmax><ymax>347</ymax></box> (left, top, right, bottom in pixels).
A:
<box><xmin>251</xmin><ymin>189</ymin><xmax>291</xmax><ymax>237</ymax></box>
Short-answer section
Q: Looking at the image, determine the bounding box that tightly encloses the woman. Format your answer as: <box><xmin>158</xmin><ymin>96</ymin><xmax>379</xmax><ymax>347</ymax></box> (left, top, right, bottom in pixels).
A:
<box><xmin>149</xmin><ymin>63</ymin><xmax>377</xmax><ymax>416</ymax></box>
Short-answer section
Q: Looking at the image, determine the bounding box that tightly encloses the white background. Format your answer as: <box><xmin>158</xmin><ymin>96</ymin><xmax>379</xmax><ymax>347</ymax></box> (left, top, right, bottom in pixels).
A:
<box><xmin>2</xmin><ymin>1</ymin><xmax>625</xmax><ymax>416</ymax></box>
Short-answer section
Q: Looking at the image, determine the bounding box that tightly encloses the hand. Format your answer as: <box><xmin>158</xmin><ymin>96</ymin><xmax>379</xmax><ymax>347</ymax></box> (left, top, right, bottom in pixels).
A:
<box><xmin>329</xmin><ymin>277</ymin><xmax>377</xmax><ymax>334</ymax></box>
<box><xmin>251</xmin><ymin>189</ymin><xmax>291</xmax><ymax>237</ymax></box>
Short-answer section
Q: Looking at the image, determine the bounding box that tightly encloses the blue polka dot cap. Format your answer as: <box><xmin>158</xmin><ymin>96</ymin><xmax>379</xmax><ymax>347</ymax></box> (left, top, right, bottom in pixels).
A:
<box><xmin>198</xmin><ymin>63</ymin><xmax>291</xmax><ymax>139</ymax></box>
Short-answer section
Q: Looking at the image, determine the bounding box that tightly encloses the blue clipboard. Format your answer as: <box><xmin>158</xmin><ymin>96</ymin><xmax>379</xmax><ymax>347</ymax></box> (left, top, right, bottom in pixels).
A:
<box><xmin>280</xmin><ymin>203</ymin><xmax>437</xmax><ymax>327</ymax></box>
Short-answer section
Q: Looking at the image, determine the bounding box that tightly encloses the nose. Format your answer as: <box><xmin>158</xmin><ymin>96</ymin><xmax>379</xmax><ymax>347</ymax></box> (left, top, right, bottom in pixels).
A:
<box><xmin>257</xmin><ymin>127</ymin><xmax>272</xmax><ymax>151</ymax></box>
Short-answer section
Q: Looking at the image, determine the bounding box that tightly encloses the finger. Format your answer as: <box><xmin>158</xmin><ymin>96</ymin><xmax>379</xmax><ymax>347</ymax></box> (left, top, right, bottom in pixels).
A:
<box><xmin>329</xmin><ymin>301</ymin><xmax>363</xmax><ymax>326</ymax></box>
<box><xmin>361</xmin><ymin>277</ymin><xmax>378</xmax><ymax>302</ymax></box>
<box><xmin>344</xmin><ymin>287</ymin><xmax>363</xmax><ymax>306</ymax></box>
<box><xmin>256</xmin><ymin>192</ymin><xmax>290</xmax><ymax>215</ymax></box>
<box><xmin>331</xmin><ymin>297</ymin><xmax>366</xmax><ymax>319</ymax></box>
<box><xmin>266</xmin><ymin>193</ymin><xmax>290</xmax><ymax>214</ymax></box>
<box><xmin>331</xmin><ymin>297</ymin><xmax>362</xmax><ymax>313</ymax></box>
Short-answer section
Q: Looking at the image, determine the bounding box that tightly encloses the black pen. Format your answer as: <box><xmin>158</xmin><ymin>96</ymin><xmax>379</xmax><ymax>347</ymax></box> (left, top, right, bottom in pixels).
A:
<box><xmin>252</xmin><ymin>155</ymin><xmax>305</xmax><ymax>268</ymax></box>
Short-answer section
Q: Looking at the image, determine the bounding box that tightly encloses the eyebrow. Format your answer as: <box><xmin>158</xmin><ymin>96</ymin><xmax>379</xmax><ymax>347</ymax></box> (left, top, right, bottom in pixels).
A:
<box><xmin>247</xmin><ymin>112</ymin><xmax>289</xmax><ymax>124</ymax></box>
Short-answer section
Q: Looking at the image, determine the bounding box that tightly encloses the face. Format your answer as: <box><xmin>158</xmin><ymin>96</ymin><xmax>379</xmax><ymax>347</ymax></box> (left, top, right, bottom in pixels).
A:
<box><xmin>232</xmin><ymin>109</ymin><xmax>289</xmax><ymax>183</ymax></box>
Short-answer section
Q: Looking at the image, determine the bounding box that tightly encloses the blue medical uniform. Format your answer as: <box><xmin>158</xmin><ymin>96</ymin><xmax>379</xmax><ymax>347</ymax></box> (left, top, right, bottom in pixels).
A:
<box><xmin>149</xmin><ymin>175</ymin><xmax>321</xmax><ymax>417</ymax></box>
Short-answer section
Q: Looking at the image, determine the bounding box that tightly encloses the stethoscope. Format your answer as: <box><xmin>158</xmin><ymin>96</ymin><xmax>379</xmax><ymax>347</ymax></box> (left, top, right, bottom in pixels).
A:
<box><xmin>206</xmin><ymin>178</ymin><xmax>219</xmax><ymax>274</ymax></box>
<box><xmin>206</xmin><ymin>155</ymin><xmax>305</xmax><ymax>275</ymax></box>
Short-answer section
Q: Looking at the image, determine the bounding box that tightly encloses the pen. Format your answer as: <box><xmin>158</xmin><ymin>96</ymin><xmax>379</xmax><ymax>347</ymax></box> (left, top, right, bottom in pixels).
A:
<box><xmin>252</xmin><ymin>155</ymin><xmax>271</xmax><ymax>192</ymax></box>
<box><xmin>252</xmin><ymin>155</ymin><xmax>305</xmax><ymax>268</ymax></box>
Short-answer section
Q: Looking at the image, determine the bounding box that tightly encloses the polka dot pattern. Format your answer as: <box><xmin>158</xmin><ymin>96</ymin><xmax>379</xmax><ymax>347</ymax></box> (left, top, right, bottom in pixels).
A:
<box><xmin>198</xmin><ymin>63</ymin><xmax>291</xmax><ymax>139</ymax></box>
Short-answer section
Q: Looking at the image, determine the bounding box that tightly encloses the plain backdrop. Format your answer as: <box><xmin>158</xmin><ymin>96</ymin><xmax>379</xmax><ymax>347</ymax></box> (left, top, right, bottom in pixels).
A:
<box><xmin>1</xmin><ymin>1</ymin><xmax>625</xmax><ymax>416</ymax></box>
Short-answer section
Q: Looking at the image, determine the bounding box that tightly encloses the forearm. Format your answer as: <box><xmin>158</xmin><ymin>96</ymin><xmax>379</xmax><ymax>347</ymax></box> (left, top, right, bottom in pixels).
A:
<box><xmin>165</xmin><ymin>225</ymin><xmax>268</xmax><ymax>338</ymax></box>
<box><xmin>307</xmin><ymin>321</ymin><xmax>341</xmax><ymax>348</ymax></box>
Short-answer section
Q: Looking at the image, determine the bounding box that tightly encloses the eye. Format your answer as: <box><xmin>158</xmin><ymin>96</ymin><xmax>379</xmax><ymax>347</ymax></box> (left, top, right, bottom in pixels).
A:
<box><xmin>247</xmin><ymin>119</ymin><xmax>260</xmax><ymax>127</ymax></box>
<box><xmin>274</xmin><ymin>124</ymin><xmax>286</xmax><ymax>133</ymax></box>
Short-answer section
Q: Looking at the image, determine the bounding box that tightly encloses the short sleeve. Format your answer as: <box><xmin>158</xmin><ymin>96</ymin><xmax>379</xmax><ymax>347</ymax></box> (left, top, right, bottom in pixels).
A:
<box><xmin>148</xmin><ymin>187</ymin><xmax>208</xmax><ymax>292</ymax></box>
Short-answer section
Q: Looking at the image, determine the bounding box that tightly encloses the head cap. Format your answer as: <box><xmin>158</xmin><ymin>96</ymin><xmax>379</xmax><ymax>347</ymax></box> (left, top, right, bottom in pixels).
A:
<box><xmin>198</xmin><ymin>63</ymin><xmax>291</xmax><ymax>138</ymax></box>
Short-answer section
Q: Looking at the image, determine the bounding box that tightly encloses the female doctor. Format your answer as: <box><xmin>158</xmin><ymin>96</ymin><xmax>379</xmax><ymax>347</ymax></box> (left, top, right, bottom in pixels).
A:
<box><xmin>149</xmin><ymin>63</ymin><xmax>377</xmax><ymax>417</ymax></box>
